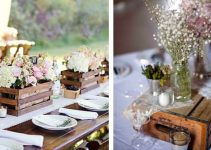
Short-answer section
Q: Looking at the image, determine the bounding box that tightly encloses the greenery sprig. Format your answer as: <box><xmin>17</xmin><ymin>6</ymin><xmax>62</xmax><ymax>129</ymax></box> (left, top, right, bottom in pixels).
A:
<box><xmin>141</xmin><ymin>64</ymin><xmax>164</xmax><ymax>80</ymax></box>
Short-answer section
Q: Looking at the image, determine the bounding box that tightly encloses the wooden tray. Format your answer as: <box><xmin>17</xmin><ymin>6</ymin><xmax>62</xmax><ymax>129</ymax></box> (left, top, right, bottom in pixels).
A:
<box><xmin>0</xmin><ymin>81</ymin><xmax>53</xmax><ymax>116</ymax></box>
<box><xmin>142</xmin><ymin>92</ymin><xmax>211</xmax><ymax>150</ymax></box>
<box><xmin>61</xmin><ymin>69</ymin><xmax>100</xmax><ymax>94</ymax></box>
<box><xmin>6</xmin><ymin>103</ymin><xmax>109</xmax><ymax>150</ymax></box>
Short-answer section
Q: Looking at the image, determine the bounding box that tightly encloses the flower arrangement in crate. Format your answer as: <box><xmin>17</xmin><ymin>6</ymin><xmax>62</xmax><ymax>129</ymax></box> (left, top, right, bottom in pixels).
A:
<box><xmin>99</xmin><ymin>48</ymin><xmax>109</xmax><ymax>83</ymax></box>
<box><xmin>144</xmin><ymin>0</ymin><xmax>210</xmax><ymax>101</ymax></box>
<box><xmin>61</xmin><ymin>46</ymin><xmax>104</xmax><ymax>94</ymax></box>
<box><xmin>0</xmin><ymin>54</ymin><xmax>55</xmax><ymax>116</ymax></box>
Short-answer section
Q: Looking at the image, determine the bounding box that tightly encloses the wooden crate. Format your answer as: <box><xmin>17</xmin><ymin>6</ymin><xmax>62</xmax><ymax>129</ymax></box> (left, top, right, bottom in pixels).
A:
<box><xmin>101</xmin><ymin>59</ymin><xmax>109</xmax><ymax>76</ymax></box>
<box><xmin>0</xmin><ymin>81</ymin><xmax>53</xmax><ymax>116</ymax></box>
<box><xmin>142</xmin><ymin>94</ymin><xmax>211</xmax><ymax>150</ymax></box>
<box><xmin>61</xmin><ymin>69</ymin><xmax>100</xmax><ymax>94</ymax></box>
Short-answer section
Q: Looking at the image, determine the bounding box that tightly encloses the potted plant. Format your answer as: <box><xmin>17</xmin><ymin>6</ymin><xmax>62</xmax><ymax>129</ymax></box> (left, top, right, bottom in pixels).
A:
<box><xmin>142</xmin><ymin>64</ymin><xmax>171</xmax><ymax>96</ymax></box>
<box><xmin>64</xmin><ymin>85</ymin><xmax>80</xmax><ymax>99</ymax></box>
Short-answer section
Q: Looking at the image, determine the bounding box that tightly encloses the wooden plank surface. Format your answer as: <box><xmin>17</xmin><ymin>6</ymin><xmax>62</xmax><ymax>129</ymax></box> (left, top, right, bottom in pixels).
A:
<box><xmin>169</xmin><ymin>94</ymin><xmax>204</xmax><ymax>117</ymax></box>
<box><xmin>0</xmin><ymin>97</ymin><xmax>17</xmax><ymax>106</ymax></box>
<box><xmin>7</xmin><ymin>103</ymin><xmax>109</xmax><ymax>150</ymax></box>
<box><xmin>18</xmin><ymin>81</ymin><xmax>53</xmax><ymax>98</ymax></box>
<box><xmin>19</xmin><ymin>91</ymin><xmax>53</xmax><ymax>105</ymax></box>
<box><xmin>190</xmin><ymin>98</ymin><xmax>211</xmax><ymax>123</ymax></box>
<box><xmin>8</xmin><ymin>100</ymin><xmax>52</xmax><ymax>116</ymax></box>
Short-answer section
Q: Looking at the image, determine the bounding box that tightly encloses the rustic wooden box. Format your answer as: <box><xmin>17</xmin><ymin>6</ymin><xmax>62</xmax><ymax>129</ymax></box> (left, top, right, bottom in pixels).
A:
<box><xmin>101</xmin><ymin>59</ymin><xmax>109</xmax><ymax>76</ymax></box>
<box><xmin>64</xmin><ymin>89</ymin><xmax>80</xmax><ymax>99</ymax></box>
<box><xmin>61</xmin><ymin>69</ymin><xmax>100</xmax><ymax>94</ymax></box>
<box><xmin>0</xmin><ymin>81</ymin><xmax>53</xmax><ymax>116</ymax></box>
<box><xmin>142</xmin><ymin>94</ymin><xmax>211</xmax><ymax>150</ymax></box>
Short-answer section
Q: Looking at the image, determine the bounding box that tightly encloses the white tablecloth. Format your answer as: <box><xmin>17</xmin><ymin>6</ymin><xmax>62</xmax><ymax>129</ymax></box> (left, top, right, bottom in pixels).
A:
<box><xmin>114</xmin><ymin>49</ymin><xmax>211</xmax><ymax>150</ymax></box>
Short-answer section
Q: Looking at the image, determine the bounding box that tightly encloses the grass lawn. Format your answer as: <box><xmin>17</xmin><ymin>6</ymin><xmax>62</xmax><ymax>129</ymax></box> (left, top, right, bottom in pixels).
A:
<box><xmin>31</xmin><ymin>41</ymin><xmax>108</xmax><ymax>57</ymax></box>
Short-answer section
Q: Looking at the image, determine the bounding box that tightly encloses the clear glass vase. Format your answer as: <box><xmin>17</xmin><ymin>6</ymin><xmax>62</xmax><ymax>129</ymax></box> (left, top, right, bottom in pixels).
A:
<box><xmin>148</xmin><ymin>79</ymin><xmax>161</xmax><ymax>96</ymax></box>
<box><xmin>171</xmin><ymin>61</ymin><xmax>191</xmax><ymax>102</ymax></box>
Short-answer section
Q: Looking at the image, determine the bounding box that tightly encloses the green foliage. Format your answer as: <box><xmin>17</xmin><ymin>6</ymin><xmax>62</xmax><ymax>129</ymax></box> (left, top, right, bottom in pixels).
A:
<box><xmin>141</xmin><ymin>64</ymin><xmax>164</xmax><ymax>80</ymax></box>
<box><xmin>8</xmin><ymin>0</ymin><xmax>108</xmax><ymax>49</ymax></box>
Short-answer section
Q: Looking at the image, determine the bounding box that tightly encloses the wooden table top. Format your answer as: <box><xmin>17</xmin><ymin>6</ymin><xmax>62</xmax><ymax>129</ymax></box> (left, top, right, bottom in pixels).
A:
<box><xmin>6</xmin><ymin>103</ymin><xmax>109</xmax><ymax>150</ymax></box>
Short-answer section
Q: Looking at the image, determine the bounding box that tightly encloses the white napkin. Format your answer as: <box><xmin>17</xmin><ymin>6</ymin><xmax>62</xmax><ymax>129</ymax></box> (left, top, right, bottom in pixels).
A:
<box><xmin>0</xmin><ymin>130</ymin><xmax>44</xmax><ymax>147</ymax></box>
<box><xmin>34</xmin><ymin>115</ymin><xmax>65</xmax><ymax>127</ymax></box>
<box><xmin>77</xmin><ymin>99</ymin><xmax>108</xmax><ymax>109</ymax></box>
<box><xmin>59</xmin><ymin>108</ymin><xmax>98</xmax><ymax>120</ymax></box>
<box><xmin>0</xmin><ymin>145</ymin><xmax>13</xmax><ymax>150</ymax></box>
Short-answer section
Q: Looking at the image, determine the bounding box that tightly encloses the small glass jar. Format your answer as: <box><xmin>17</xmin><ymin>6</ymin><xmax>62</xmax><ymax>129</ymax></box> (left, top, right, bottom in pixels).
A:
<box><xmin>0</xmin><ymin>106</ymin><xmax>7</xmax><ymax>118</ymax></box>
<box><xmin>148</xmin><ymin>79</ymin><xmax>161</xmax><ymax>96</ymax></box>
<box><xmin>170</xmin><ymin>130</ymin><xmax>191</xmax><ymax>150</ymax></box>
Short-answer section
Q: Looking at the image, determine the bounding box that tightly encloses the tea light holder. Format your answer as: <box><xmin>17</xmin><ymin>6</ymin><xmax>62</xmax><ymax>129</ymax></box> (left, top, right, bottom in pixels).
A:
<box><xmin>0</xmin><ymin>106</ymin><xmax>7</xmax><ymax>118</ymax></box>
<box><xmin>158</xmin><ymin>92</ymin><xmax>170</xmax><ymax>107</ymax></box>
<box><xmin>170</xmin><ymin>130</ymin><xmax>191</xmax><ymax>150</ymax></box>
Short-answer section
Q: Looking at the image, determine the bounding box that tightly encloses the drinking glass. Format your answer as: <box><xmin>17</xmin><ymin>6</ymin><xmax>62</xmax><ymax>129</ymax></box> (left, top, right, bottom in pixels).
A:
<box><xmin>130</xmin><ymin>103</ymin><xmax>155</xmax><ymax>149</ymax></box>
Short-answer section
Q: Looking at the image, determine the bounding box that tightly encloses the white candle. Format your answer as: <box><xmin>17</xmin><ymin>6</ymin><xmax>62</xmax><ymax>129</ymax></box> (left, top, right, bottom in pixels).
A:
<box><xmin>0</xmin><ymin>106</ymin><xmax>7</xmax><ymax>118</ymax></box>
<box><xmin>158</xmin><ymin>92</ymin><xmax>170</xmax><ymax>107</ymax></box>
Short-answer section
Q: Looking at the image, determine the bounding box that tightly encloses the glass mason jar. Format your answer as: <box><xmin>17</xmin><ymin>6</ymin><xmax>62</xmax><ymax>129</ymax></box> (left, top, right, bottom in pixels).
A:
<box><xmin>171</xmin><ymin>61</ymin><xmax>191</xmax><ymax>102</ymax></box>
<box><xmin>148</xmin><ymin>79</ymin><xmax>161</xmax><ymax>96</ymax></box>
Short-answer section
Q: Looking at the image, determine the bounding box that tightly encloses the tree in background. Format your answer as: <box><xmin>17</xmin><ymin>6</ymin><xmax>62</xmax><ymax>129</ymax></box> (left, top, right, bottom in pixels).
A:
<box><xmin>9</xmin><ymin>0</ymin><xmax>108</xmax><ymax>48</ymax></box>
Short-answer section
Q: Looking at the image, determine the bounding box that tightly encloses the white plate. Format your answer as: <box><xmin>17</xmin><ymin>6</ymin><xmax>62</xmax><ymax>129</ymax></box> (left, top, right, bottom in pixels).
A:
<box><xmin>0</xmin><ymin>138</ymin><xmax>23</xmax><ymax>150</ymax></box>
<box><xmin>103</xmin><ymin>89</ymin><xmax>109</xmax><ymax>96</ymax></box>
<box><xmin>32</xmin><ymin>115</ymin><xmax>77</xmax><ymax>131</ymax></box>
<box><xmin>80</xmin><ymin>95</ymin><xmax>109</xmax><ymax>101</ymax></box>
<box><xmin>77</xmin><ymin>99</ymin><xmax>109</xmax><ymax>112</ymax></box>
<box><xmin>114</xmin><ymin>60</ymin><xmax>132</xmax><ymax>79</ymax></box>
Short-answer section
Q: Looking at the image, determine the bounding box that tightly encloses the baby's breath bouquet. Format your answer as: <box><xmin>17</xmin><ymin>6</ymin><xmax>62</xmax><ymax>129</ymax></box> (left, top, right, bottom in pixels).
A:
<box><xmin>144</xmin><ymin>0</ymin><xmax>205</xmax><ymax>101</ymax></box>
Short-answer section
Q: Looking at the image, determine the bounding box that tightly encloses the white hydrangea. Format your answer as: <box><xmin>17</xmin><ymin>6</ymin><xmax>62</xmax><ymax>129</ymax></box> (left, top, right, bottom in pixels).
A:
<box><xmin>0</xmin><ymin>66</ymin><xmax>17</xmax><ymax>88</ymax></box>
<box><xmin>67</xmin><ymin>52</ymin><xmax>90</xmax><ymax>72</ymax></box>
<box><xmin>45</xmin><ymin>67</ymin><xmax>56</xmax><ymax>81</ymax></box>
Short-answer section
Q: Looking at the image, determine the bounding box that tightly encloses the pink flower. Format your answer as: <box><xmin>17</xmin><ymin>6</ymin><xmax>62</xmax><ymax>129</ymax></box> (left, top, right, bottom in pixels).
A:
<box><xmin>42</xmin><ymin>67</ymin><xmax>49</xmax><ymax>74</ymax></box>
<box><xmin>33</xmin><ymin>71</ymin><xmax>43</xmax><ymax>79</ymax></box>
<box><xmin>44</xmin><ymin>60</ymin><xmax>52</xmax><ymax>69</ymax></box>
<box><xmin>26</xmin><ymin>76</ymin><xmax>37</xmax><ymax>86</ymax></box>
<box><xmin>12</xmin><ymin>66</ymin><xmax>21</xmax><ymax>77</ymax></box>
<box><xmin>182</xmin><ymin>0</ymin><xmax>196</xmax><ymax>12</ymax></box>
<box><xmin>15</xmin><ymin>61</ymin><xmax>22</xmax><ymax>67</ymax></box>
<box><xmin>33</xmin><ymin>66</ymin><xmax>41</xmax><ymax>72</ymax></box>
<box><xmin>204</xmin><ymin>3</ymin><xmax>211</xmax><ymax>17</ymax></box>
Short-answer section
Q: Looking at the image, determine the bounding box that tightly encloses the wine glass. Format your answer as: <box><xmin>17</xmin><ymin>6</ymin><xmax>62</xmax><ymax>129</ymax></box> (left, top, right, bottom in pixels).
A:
<box><xmin>130</xmin><ymin>103</ymin><xmax>155</xmax><ymax>149</ymax></box>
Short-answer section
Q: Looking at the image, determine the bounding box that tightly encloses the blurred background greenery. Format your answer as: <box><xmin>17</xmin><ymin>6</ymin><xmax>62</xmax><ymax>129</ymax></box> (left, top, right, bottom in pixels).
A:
<box><xmin>9</xmin><ymin>0</ymin><xmax>108</xmax><ymax>57</ymax></box>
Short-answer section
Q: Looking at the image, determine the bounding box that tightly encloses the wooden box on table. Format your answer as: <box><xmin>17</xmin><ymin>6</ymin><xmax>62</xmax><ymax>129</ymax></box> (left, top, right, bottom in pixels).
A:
<box><xmin>0</xmin><ymin>81</ymin><xmax>53</xmax><ymax>116</ymax></box>
<box><xmin>99</xmin><ymin>59</ymin><xmax>109</xmax><ymax>84</ymax></box>
<box><xmin>61</xmin><ymin>69</ymin><xmax>100</xmax><ymax>94</ymax></box>
<box><xmin>142</xmin><ymin>93</ymin><xmax>211</xmax><ymax>150</ymax></box>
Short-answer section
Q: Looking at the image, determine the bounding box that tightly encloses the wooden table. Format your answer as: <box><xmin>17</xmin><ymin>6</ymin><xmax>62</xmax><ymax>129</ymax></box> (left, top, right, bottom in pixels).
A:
<box><xmin>7</xmin><ymin>103</ymin><xmax>109</xmax><ymax>150</ymax></box>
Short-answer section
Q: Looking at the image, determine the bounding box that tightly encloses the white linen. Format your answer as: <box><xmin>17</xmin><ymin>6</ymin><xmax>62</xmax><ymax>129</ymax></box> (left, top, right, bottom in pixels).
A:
<box><xmin>77</xmin><ymin>99</ymin><xmax>108</xmax><ymax>109</ymax></box>
<box><xmin>33</xmin><ymin>115</ymin><xmax>66</xmax><ymax>127</ymax></box>
<box><xmin>0</xmin><ymin>145</ymin><xmax>12</xmax><ymax>150</ymax></box>
<box><xmin>0</xmin><ymin>130</ymin><xmax>44</xmax><ymax>147</ymax></box>
<box><xmin>59</xmin><ymin>108</ymin><xmax>98</xmax><ymax>120</ymax></box>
